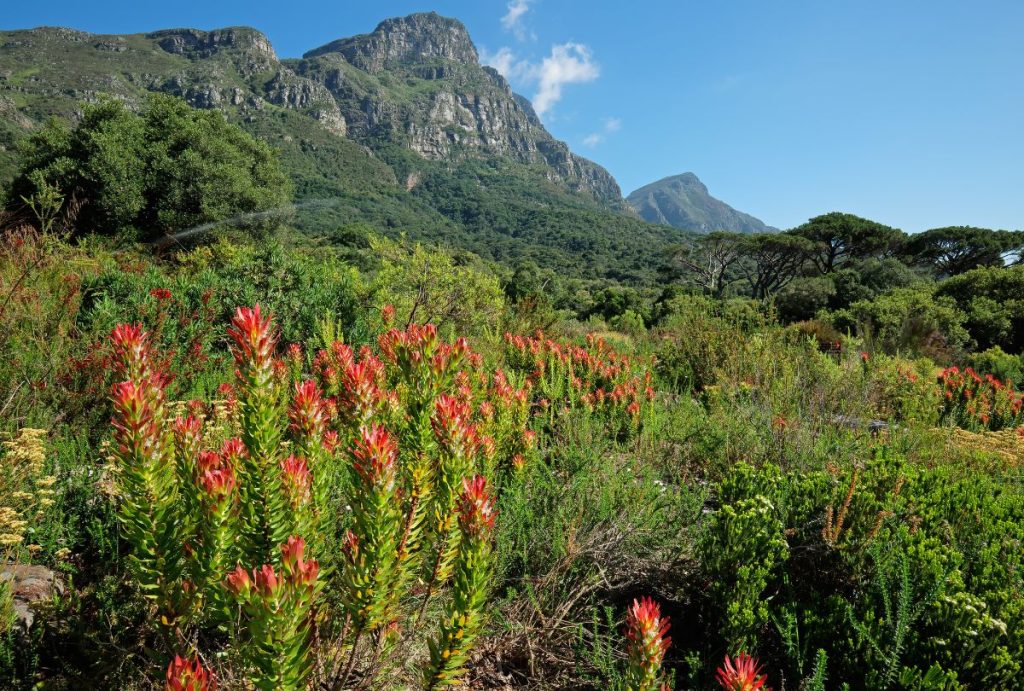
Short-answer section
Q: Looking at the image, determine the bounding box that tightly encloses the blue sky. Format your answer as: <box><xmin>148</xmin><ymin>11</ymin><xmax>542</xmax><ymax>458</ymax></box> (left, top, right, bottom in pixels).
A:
<box><xmin>5</xmin><ymin>1</ymin><xmax>1023</xmax><ymax>232</ymax></box>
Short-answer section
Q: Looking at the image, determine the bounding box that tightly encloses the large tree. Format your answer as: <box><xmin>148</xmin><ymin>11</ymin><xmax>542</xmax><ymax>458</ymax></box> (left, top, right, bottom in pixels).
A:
<box><xmin>9</xmin><ymin>94</ymin><xmax>291</xmax><ymax>240</ymax></box>
<box><xmin>902</xmin><ymin>226</ymin><xmax>1022</xmax><ymax>276</ymax></box>
<box><xmin>669</xmin><ymin>231</ymin><xmax>746</xmax><ymax>297</ymax></box>
<box><xmin>791</xmin><ymin>212</ymin><xmax>904</xmax><ymax>274</ymax></box>
<box><xmin>738</xmin><ymin>233</ymin><xmax>814</xmax><ymax>299</ymax></box>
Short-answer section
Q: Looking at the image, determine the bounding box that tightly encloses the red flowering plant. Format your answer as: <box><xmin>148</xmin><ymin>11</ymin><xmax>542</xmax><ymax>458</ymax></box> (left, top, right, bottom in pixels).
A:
<box><xmin>715</xmin><ymin>652</ymin><xmax>771</xmax><ymax>691</ymax></box>
<box><xmin>424</xmin><ymin>475</ymin><xmax>497</xmax><ymax>689</ymax></box>
<box><xmin>106</xmin><ymin>305</ymin><xmax>524</xmax><ymax>687</ymax></box>
<box><xmin>622</xmin><ymin>596</ymin><xmax>673</xmax><ymax>691</ymax></box>
<box><xmin>504</xmin><ymin>331</ymin><xmax>656</xmax><ymax>436</ymax></box>
<box><xmin>164</xmin><ymin>654</ymin><xmax>216</xmax><ymax>691</ymax></box>
<box><xmin>938</xmin><ymin>366</ymin><xmax>1024</xmax><ymax>431</ymax></box>
<box><xmin>226</xmin><ymin>536</ymin><xmax>321</xmax><ymax>690</ymax></box>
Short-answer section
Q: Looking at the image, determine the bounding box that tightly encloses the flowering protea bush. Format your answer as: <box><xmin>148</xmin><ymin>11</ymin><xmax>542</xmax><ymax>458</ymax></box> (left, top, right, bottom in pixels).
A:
<box><xmin>622</xmin><ymin>596</ymin><xmax>672</xmax><ymax>691</ymax></box>
<box><xmin>938</xmin><ymin>366</ymin><xmax>1023</xmax><ymax>431</ymax></box>
<box><xmin>226</xmin><ymin>536</ymin><xmax>320</xmax><ymax>690</ymax></box>
<box><xmin>504</xmin><ymin>331</ymin><xmax>655</xmax><ymax>435</ymax></box>
<box><xmin>424</xmin><ymin>475</ymin><xmax>497</xmax><ymax>689</ymax></box>
<box><xmin>715</xmin><ymin>652</ymin><xmax>770</xmax><ymax>691</ymax></box>
<box><xmin>104</xmin><ymin>305</ymin><xmax>533</xmax><ymax>687</ymax></box>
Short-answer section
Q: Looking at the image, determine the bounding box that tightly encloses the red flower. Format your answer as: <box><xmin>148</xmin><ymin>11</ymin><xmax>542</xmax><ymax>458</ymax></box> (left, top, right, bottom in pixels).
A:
<box><xmin>716</xmin><ymin>652</ymin><xmax>770</xmax><ymax>691</ymax></box>
<box><xmin>225</xmin><ymin>564</ymin><xmax>252</xmax><ymax>597</ymax></box>
<box><xmin>381</xmin><ymin>304</ymin><xmax>396</xmax><ymax>327</ymax></box>
<box><xmin>458</xmin><ymin>475</ymin><xmax>496</xmax><ymax>537</ymax></box>
<box><xmin>199</xmin><ymin>468</ymin><xmax>235</xmax><ymax>502</ymax></box>
<box><xmin>227</xmin><ymin>304</ymin><xmax>277</xmax><ymax>369</ymax></box>
<box><xmin>253</xmin><ymin>564</ymin><xmax>280</xmax><ymax>598</ymax></box>
<box><xmin>221</xmin><ymin>438</ymin><xmax>247</xmax><ymax>465</ymax></box>
<box><xmin>280</xmin><ymin>455</ymin><xmax>312</xmax><ymax>505</ymax></box>
<box><xmin>352</xmin><ymin>425</ymin><xmax>398</xmax><ymax>491</ymax></box>
<box><xmin>150</xmin><ymin>288</ymin><xmax>173</xmax><ymax>301</ymax></box>
<box><xmin>165</xmin><ymin>654</ymin><xmax>216</xmax><ymax>691</ymax></box>
<box><xmin>289</xmin><ymin>380</ymin><xmax>327</xmax><ymax>442</ymax></box>
<box><xmin>626</xmin><ymin>597</ymin><xmax>671</xmax><ymax>673</ymax></box>
<box><xmin>281</xmin><ymin>535</ymin><xmax>318</xmax><ymax>587</ymax></box>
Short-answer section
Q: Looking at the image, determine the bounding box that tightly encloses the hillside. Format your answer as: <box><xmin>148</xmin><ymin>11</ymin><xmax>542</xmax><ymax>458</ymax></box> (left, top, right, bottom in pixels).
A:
<box><xmin>627</xmin><ymin>172</ymin><xmax>775</xmax><ymax>234</ymax></box>
<box><xmin>0</xmin><ymin>14</ymin><xmax>687</xmax><ymax>283</ymax></box>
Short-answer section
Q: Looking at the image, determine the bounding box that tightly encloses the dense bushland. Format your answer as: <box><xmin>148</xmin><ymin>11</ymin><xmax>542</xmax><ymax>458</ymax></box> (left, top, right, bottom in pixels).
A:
<box><xmin>1</xmin><ymin>219</ymin><xmax>1023</xmax><ymax>690</ymax></box>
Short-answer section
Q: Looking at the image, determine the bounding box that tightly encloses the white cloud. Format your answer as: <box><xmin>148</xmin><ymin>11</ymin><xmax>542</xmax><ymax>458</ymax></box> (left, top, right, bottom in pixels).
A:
<box><xmin>583</xmin><ymin>116</ymin><xmax>622</xmax><ymax>147</ymax></box>
<box><xmin>481</xmin><ymin>46</ymin><xmax>532</xmax><ymax>82</ymax></box>
<box><xmin>502</xmin><ymin>0</ymin><xmax>534</xmax><ymax>41</ymax></box>
<box><xmin>482</xmin><ymin>42</ymin><xmax>599</xmax><ymax>119</ymax></box>
<box><xmin>532</xmin><ymin>43</ymin><xmax>599</xmax><ymax>117</ymax></box>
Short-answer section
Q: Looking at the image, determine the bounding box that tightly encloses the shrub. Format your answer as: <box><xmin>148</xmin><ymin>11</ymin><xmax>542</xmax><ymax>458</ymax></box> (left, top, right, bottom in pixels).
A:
<box><xmin>938</xmin><ymin>366</ymin><xmax>1023</xmax><ymax>431</ymax></box>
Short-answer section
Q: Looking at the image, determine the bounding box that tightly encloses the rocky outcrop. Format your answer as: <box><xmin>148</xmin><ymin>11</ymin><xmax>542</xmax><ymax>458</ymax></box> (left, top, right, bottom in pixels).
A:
<box><xmin>149</xmin><ymin>27</ymin><xmax>277</xmax><ymax>77</ymax></box>
<box><xmin>263</xmin><ymin>72</ymin><xmax>346</xmax><ymax>135</ymax></box>
<box><xmin>1</xmin><ymin>564</ymin><xmax>62</xmax><ymax>630</ymax></box>
<box><xmin>149</xmin><ymin>27</ymin><xmax>277</xmax><ymax>61</ymax></box>
<box><xmin>304</xmin><ymin>13</ymin><xmax>478</xmax><ymax>71</ymax></box>
<box><xmin>297</xmin><ymin>13</ymin><xmax>621</xmax><ymax>202</ymax></box>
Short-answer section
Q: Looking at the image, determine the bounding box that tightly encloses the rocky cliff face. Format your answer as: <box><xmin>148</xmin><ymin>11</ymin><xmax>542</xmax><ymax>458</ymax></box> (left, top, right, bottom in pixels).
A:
<box><xmin>304</xmin><ymin>13</ymin><xmax>478</xmax><ymax>70</ymax></box>
<box><xmin>295</xmin><ymin>13</ymin><xmax>620</xmax><ymax>202</ymax></box>
<box><xmin>627</xmin><ymin>172</ymin><xmax>775</xmax><ymax>234</ymax></box>
<box><xmin>0</xmin><ymin>13</ymin><xmax>620</xmax><ymax>204</ymax></box>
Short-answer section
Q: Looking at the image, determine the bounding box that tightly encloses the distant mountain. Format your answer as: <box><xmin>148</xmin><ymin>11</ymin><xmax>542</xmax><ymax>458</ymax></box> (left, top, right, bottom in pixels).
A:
<box><xmin>627</xmin><ymin>173</ymin><xmax>775</xmax><ymax>234</ymax></box>
<box><xmin>0</xmin><ymin>13</ymin><xmax>690</xmax><ymax>284</ymax></box>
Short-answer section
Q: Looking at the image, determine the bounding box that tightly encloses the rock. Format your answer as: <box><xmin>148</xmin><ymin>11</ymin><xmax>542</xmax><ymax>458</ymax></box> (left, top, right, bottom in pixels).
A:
<box><xmin>304</xmin><ymin>12</ymin><xmax>478</xmax><ymax>70</ymax></box>
<box><xmin>1</xmin><ymin>564</ymin><xmax>62</xmax><ymax>630</ymax></box>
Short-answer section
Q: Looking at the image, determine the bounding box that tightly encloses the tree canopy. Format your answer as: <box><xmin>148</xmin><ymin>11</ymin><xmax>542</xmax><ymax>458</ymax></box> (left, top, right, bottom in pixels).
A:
<box><xmin>791</xmin><ymin>212</ymin><xmax>904</xmax><ymax>274</ymax></box>
<box><xmin>9</xmin><ymin>94</ymin><xmax>292</xmax><ymax>240</ymax></box>
<box><xmin>902</xmin><ymin>226</ymin><xmax>1022</xmax><ymax>277</ymax></box>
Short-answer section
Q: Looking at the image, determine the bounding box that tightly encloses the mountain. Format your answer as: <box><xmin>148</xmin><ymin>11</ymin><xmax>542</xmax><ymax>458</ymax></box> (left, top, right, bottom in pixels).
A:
<box><xmin>627</xmin><ymin>172</ymin><xmax>775</xmax><ymax>234</ymax></box>
<box><xmin>0</xmin><ymin>14</ymin><xmax>684</xmax><ymax>283</ymax></box>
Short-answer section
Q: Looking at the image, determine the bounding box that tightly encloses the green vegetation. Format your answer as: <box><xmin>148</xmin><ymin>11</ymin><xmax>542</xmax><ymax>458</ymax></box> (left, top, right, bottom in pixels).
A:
<box><xmin>0</xmin><ymin>81</ymin><xmax>1023</xmax><ymax>690</ymax></box>
<box><xmin>9</xmin><ymin>96</ymin><xmax>291</xmax><ymax>240</ymax></box>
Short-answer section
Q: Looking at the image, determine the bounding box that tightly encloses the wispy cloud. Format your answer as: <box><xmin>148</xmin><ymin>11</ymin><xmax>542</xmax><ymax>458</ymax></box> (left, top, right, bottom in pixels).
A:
<box><xmin>533</xmin><ymin>43</ymin><xmax>599</xmax><ymax>116</ymax></box>
<box><xmin>582</xmin><ymin>117</ymin><xmax>622</xmax><ymax>147</ymax></box>
<box><xmin>501</xmin><ymin>0</ymin><xmax>535</xmax><ymax>41</ymax></box>
<box><xmin>480</xmin><ymin>46</ymin><xmax>531</xmax><ymax>82</ymax></box>
<box><xmin>482</xmin><ymin>42</ymin><xmax>600</xmax><ymax>118</ymax></box>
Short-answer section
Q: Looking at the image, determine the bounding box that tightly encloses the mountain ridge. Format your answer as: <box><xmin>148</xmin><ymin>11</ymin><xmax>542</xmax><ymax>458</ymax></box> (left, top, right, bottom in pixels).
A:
<box><xmin>0</xmin><ymin>13</ymin><xmax>621</xmax><ymax>205</ymax></box>
<box><xmin>0</xmin><ymin>12</ymin><xmax>690</xmax><ymax>285</ymax></box>
<box><xmin>627</xmin><ymin>172</ymin><xmax>775</xmax><ymax>234</ymax></box>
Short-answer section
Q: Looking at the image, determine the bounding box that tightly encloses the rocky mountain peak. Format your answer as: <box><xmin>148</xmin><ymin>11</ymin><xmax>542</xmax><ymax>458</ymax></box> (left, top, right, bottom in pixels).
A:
<box><xmin>148</xmin><ymin>27</ymin><xmax>277</xmax><ymax>61</ymax></box>
<box><xmin>627</xmin><ymin>173</ymin><xmax>774</xmax><ymax>234</ymax></box>
<box><xmin>303</xmin><ymin>12</ymin><xmax>478</xmax><ymax>72</ymax></box>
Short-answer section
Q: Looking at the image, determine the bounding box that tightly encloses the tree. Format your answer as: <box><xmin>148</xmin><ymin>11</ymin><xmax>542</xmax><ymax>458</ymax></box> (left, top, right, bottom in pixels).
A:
<box><xmin>902</xmin><ymin>227</ymin><xmax>1020</xmax><ymax>277</ymax></box>
<box><xmin>936</xmin><ymin>265</ymin><xmax>1024</xmax><ymax>353</ymax></box>
<box><xmin>9</xmin><ymin>94</ymin><xmax>291</xmax><ymax>240</ymax></box>
<box><xmin>669</xmin><ymin>231</ymin><xmax>745</xmax><ymax>297</ymax></box>
<box><xmin>791</xmin><ymin>212</ymin><xmax>905</xmax><ymax>274</ymax></box>
<box><xmin>738</xmin><ymin>233</ymin><xmax>814</xmax><ymax>299</ymax></box>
